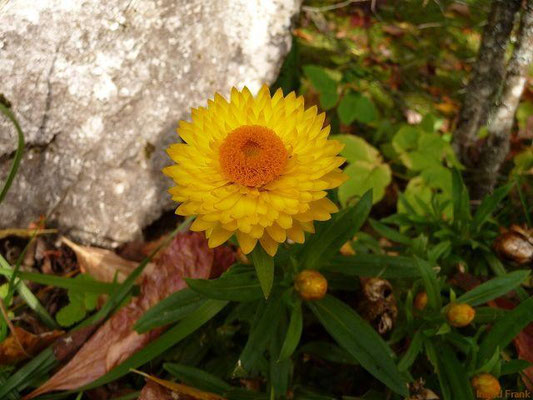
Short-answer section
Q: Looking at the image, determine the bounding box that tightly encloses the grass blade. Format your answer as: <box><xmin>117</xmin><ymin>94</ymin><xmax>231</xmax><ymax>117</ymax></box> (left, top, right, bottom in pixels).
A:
<box><xmin>0</xmin><ymin>102</ymin><xmax>24</xmax><ymax>204</ymax></box>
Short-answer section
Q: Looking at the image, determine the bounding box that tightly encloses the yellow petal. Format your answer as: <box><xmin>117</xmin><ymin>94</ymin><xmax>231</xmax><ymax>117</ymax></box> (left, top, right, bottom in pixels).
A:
<box><xmin>259</xmin><ymin>233</ymin><xmax>279</xmax><ymax>257</ymax></box>
<box><xmin>237</xmin><ymin>231</ymin><xmax>258</xmax><ymax>254</ymax></box>
<box><xmin>207</xmin><ymin>226</ymin><xmax>233</xmax><ymax>248</ymax></box>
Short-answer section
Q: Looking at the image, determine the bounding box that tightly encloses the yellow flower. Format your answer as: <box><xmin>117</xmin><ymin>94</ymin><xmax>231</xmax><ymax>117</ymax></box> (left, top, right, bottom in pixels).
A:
<box><xmin>163</xmin><ymin>85</ymin><xmax>347</xmax><ymax>256</ymax></box>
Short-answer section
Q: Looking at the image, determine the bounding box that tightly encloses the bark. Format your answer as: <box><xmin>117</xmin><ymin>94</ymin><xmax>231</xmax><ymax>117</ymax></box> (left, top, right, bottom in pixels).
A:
<box><xmin>454</xmin><ymin>0</ymin><xmax>521</xmax><ymax>167</ymax></box>
<box><xmin>470</xmin><ymin>0</ymin><xmax>533</xmax><ymax>199</ymax></box>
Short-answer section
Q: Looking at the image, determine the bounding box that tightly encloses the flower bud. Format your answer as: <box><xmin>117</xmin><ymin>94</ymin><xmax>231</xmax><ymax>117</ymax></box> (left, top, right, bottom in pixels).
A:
<box><xmin>294</xmin><ymin>270</ymin><xmax>328</xmax><ymax>301</ymax></box>
<box><xmin>471</xmin><ymin>373</ymin><xmax>501</xmax><ymax>399</ymax></box>
<box><xmin>494</xmin><ymin>225</ymin><xmax>533</xmax><ymax>264</ymax></box>
<box><xmin>414</xmin><ymin>291</ymin><xmax>428</xmax><ymax>311</ymax></box>
<box><xmin>446</xmin><ymin>303</ymin><xmax>475</xmax><ymax>327</ymax></box>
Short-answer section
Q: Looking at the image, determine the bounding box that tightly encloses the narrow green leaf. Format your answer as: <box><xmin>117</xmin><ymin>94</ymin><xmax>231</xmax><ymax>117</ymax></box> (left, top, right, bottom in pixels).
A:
<box><xmin>451</xmin><ymin>169</ymin><xmax>470</xmax><ymax>226</ymax></box>
<box><xmin>278</xmin><ymin>300</ymin><xmax>303</xmax><ymax>361</ymax></box>
<box><xmin>300</xmin><ymin>190</ymin><xmax>372</xmax><ymax>270</ymax></box>
<box><xmin>414</xmin><ymin>257</ymin><xmax>441</xmax><ymax>310</ymax></box>
<box><xmin>250</xmin><ymin>247</ymin><xmax>275</xmax><ymax>299</ymax></box>
<box><xmin>308</xmin><ymin>295</ymin><xmax>408</xmax><ymax>396</ymax></box>
<box><xmin>398</xmin><ymin>330</ymin><xmax>424</xmax><ymax>371</ymax></box>
<box><xmin>473</xmin><ymin>307</ymin><xmax>508</xmax><ymax>324</ymax></box>
<box><xmin>0</xmin><ymin>347</ymin><xmax>57</xmax><ymax>398</ymax></box>
<box><xmin>324</xmin><ymin>254</ymin><xmax>419</xmax><ymax>278</ymax></box>
<box><xmin>164</xmin><ymin>363</ymin><xmax>232</xmax><ymax>394</ymax></box>
<box><xmin>270</xmin><ymin>310</ymin><xmax>290</xmax><ymax>398</ymax></box>
<box><xmin>0</xmin><ymin>268</ymin><xmax>119</xmax><ymax>294</ymax></box>
<box><xmin>135</xmin><ymin>289</ymin><xmax>207</xmax><ymax>333</ymax></box>
<box><xmin>0</xmin><ymin>254</ymin><xmax>57</xmax><ymax>329</ymax></box>
<box><xmin>298</xmin><ymin>341</ymin><xmax>358</xmax><ymax>365</ymax></box>
<box><xmin>79</xmin><ymin>299</ymin><xmax>228</xmax><ymax>391</ymax></box>
<box><xmin>186</xmin><ymin>270</ymin><xmax>263</xmax><ymax>302</ymax></box>
<box><xmin>456</xmin><ymin>270</ymin><xmax>530</xmax><ymax>306</ymax></box>
<box><xmin>369</xmin><ymin>219</ymin><xmax>412</xmax><ymax>245</ymax></box>
<box><xmin>472</xmin><ymin>182</ymin><xmax>513</xmax><ymax>231</ymax></box>
<box><xmin>501</xmin><ymin>359</ymin><xmax>533</xmax><ymax>376</ymax></box>
<box><xmin>435</xmin><ymin>342</ymin><xmax>475</xmax><ymax>400</ymax></box>
<box><xmin>0</xmin><ymin>102</ymin><xmax>24</xmax><ymax>204</ymax></box>
<box><xmin>478</xmin><ymin>295</ymin><xmax>533</xmax><ymax>366</ymax></box>
<box><xmin>79</xmin><ymin>217</ymin><xmax>193</xmax><ymax>329</ymax></box>
<box><xmin>239</xmin><ymin>295</ymin><xmax>283</xmax><ymax>371</ymax></box>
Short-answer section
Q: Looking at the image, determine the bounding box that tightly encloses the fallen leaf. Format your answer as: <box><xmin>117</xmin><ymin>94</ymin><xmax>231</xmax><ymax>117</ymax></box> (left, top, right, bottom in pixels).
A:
<box><xmin>135</xmin><ymin>370</ymin><xmax>227</xmax><ymax>400</ymax></box>
<box><xmin>0</xmin><ymin>327</ymin><xmax>63</xmax><ymax>365</ymax></box>
<box><xmin>62</xmin><ymin>237</ymin><xmax>153</xmax><ymax>283</ymax></box>
<box><xmin>25</xmin><ymin>232</ymin><xmax>235</xmax><ymax>399</ymax></box>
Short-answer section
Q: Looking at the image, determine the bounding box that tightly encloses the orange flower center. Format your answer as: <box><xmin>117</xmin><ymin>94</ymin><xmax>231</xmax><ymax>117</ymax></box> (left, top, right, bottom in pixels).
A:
<box><xmin>219</xmin><ymin>125</ymin><xmax>288</xmax><ymax>187</ymax></box>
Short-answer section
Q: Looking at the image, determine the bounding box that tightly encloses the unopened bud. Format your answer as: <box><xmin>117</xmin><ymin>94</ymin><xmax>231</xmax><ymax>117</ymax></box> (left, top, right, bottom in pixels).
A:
<box><xmin>471</xmin><ymin>373</ymin><xmax>501</xmax><ymax>399</ymax></box>
<box><xmin>446</xmin><ymin>303</ymin><xmax>475</xmax><ymax>327</ymax></box>
<box><xmin>414</xmin><ymin>291</ymin><xmax>428</xmax><ymax>311</ymax></box>
<box><xmin>294</xmin><ymin>270</ymin><xmax>328</xmax><ymax>301</ymax></box>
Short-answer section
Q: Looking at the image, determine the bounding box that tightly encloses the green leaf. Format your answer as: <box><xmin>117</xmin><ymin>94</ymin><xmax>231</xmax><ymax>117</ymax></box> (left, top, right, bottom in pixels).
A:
<box><xmin>0</xmin><ymin>347</ymin><xmax>57</xmax><ymax>398</ymax></box>
<box><xmin>164</xmin><ymin>363</ymin><xmax>231</xmax><ymax>394</ymax></box>
<box><xmin>239</xmin><ymin>295</ymin><xmax>283</xmax><ymax>371</ymax></box>
<box><xmin>339</xmin><ymin>163</ymin><xmax>391</xmax><ymax>206</ymax></box>
<box><xmin>369</xmin><ymin>219</ymin><xmax>411</xmax><ymax>245</ymax></box>
<box><xmin>270</xmin><ymin>310</ymin><xmax>290</xmax><ymax>397</ymax></box>
<box><xmin>337</xmin><ymin>93</ymin><xmax>377</xmax><ymax>125</ymax></box>
<box><xmin>56</xmin><ymin>302</ymin><xmax>86</xmax><ymax>327</ymax></box>
<box><xmin>299</xmin><ymin>190</ymin><xmax>372</xmax><ymax>270</ymax></box>
<box><xmin>434</xmin><ymin>342</ymin><xmax>475</xmax><ymax>400</ymax></box>
<box><xmin>135</xmin><ymin>289</ymin><xmax>207</xmax><ymax>333</ymax></box>
<box><xmin>324</xmin><ymin>254</ymin><xmax>419</xmax><ymax>278</ymax></box>
<box><xmin>0</xmin><ymin>102</ymin><xmax>25</xmax><ymax>204</ymax></box>
<box><xmin>392</xmin><ymin>126</ymin><xmax>420</xmax><ymax>154</ymax></box>
<box><xmin>451</xmin><ymin>168</ymin><xmax>470</xmax><ymax>226</ymax></box>
<box><xmin>0</xmin><ymin>254</ymin><xmax>58</xmax><ymax>329</ymax></box>
<box><xmin>308</xmin><ymin>295</ymin><xmax>408</xmax><ymax>396</ymax></box>
<box><xmin>278</xmin><ymin>300</ymin><xmax>303</xmax><ymax>361</ymax></box>
<box><xmin>303</xmin><ymin>65</ymin><xmax>338</xmax><ymax>110</ymax></box>
<box><xmin>478</xmin><ymin>295</ymin><xmax>533</xmax><ymax>366</ymax></box>
<box><xmin>398</xmin><ymin>330</ymin><xmax>424</xmax><ymax>371</ymax></box>
<box><xmin>298</xmin><ymin>341</ymin><xmax>358</xmax><ymax>365</ymax></box>
<box><xmin>186</xmin><ymin>267</ymin><xmax>264</xmax><ymax>302</ymax></box>
<box><xmin>456</xmin><ymin>270</ymin><xmax>530</xmax><ymax>306</ymax></box>
<box><xmin>78</xmin><ymin>299</ymin><xmax>228</xmax><ymax>391</ymax></box>
<box><xmin>332</xmin><ymin>135</ymin><xmax>381</xmax><ymax>164</ymax></box>
<box><xmin>249</xmin><ymin>247</ymin><xmax>275</xmax><ymax>299</ymax></box>
<box><xmin>414</xmin><ymin>257</ymin><xmax>441</xmax><ymax>310</ymax></box>
<box><xmin>501</xmin><ymin>359</ymin><xmax>533</xmax><ymax>376</ymax></box>
<box><xmin>0</xmin><ymin>268</ymin><xmax>119</xmax><ymax>294</ymax></box>
<box><xmin>332</xmin><ymin>135</ymin><xmax>391</xmax><ymax>205</ymax></box>
<box><xmin>472</xmin><ymin>182</ymin><xmax>513</xmax><ymax>231</ymax></box>
<box><xmin>473</xmin><ymin>307</ymin><xmax>508</xmax><ymax>324</ymax></box>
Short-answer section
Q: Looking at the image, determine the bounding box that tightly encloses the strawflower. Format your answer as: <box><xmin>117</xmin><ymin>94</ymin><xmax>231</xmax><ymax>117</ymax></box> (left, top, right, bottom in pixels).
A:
<box><xmin>164</xmin><ymin>85</ymin><xmax>347</xmax><ymax>256</ymax></box>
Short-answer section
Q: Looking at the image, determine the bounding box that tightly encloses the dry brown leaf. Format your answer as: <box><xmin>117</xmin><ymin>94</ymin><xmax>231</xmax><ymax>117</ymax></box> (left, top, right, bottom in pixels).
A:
<box><xmin>62</xmin><ymin>237</ymin><xmax>155</xmax><ymax>283</ymax></box>
<box><xmin>0</xmin><ymin>327</ymin><xmax>63</xmax><ymax>365</ymax></box>
<box><xmin>135</xmin><ymin>370</ymin><xmax>227</xmax><ymax>400</ymax></box>
<box><xmin>25</xmin><ymin>232</ymin><xmax>235</xmax><ymax>399</ymax></box>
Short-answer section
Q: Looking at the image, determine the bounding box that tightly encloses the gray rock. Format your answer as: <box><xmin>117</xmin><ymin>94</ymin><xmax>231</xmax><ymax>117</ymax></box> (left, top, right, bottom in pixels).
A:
<box><xmin>0</xmin><ymin>0</ymin><xmax>300</xmax><ymax>246</ymax></box>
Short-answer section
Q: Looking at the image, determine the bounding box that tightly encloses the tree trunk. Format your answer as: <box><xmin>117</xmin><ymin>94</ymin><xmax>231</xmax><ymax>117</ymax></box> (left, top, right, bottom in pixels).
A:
<box><xmin>469</xmin><ymin>0</ymin><xmax>533</xmax><ymax>199</ymax></box>
<box><xmin>454</xmin><ymin>0</ymin><xmax>521</xmax><ymax>166</ymax></box>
